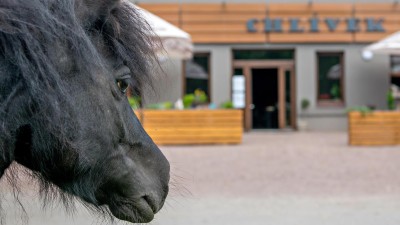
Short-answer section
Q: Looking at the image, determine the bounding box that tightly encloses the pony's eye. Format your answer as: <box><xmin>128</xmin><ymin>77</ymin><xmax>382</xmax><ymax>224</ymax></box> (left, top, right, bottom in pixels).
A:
<box><xmin>116</xmin><ymin>79</ymin><xmax>129</xmax><ymax>93</ymax></box>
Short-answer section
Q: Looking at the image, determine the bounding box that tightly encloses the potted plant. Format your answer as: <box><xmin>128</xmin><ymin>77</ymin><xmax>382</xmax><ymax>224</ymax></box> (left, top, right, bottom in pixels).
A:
<box><xmin>301</xmin><ymin>99</ymin><xmax>310</xmax><ymax>111</ymax></box>
<box><xmin>298</xmin><ymin>98</ymin><xmax>310</xmax><ymax>131</ymax></box>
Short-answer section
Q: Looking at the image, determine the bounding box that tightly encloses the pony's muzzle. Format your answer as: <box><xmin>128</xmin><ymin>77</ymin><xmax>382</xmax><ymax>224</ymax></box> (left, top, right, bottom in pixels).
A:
<box><xmin>142</xmin><ymin>187</ymin><xmax>168</xmax><ymax>214</ymax></box>
<box><xmin>108</xmin><ymin>194</ymin><xmax>162</xmax><ymax>223</ymax></box>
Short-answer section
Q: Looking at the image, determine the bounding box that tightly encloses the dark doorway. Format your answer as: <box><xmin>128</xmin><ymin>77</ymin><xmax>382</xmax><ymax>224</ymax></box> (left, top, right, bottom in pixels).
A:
<box><xmin>252</xmin><ymin>68</ymin><xmax>278</xmax><ymax>129</ymax></box>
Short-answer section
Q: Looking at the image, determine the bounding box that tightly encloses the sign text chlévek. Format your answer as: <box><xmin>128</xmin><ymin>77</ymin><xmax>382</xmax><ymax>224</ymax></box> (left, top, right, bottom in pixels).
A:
<box><xmin>246</xmin><ymin>18</ymin><xmax>385</xmax><ymax>33</ymax></box>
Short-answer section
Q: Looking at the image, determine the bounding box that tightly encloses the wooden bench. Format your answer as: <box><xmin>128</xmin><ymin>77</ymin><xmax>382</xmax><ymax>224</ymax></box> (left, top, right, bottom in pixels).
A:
<box><xmin>348</xmin><ymin>111</ymin><xmax>400</xmax><ymax>146</ymax></box>
<box><xmin>135</xmin><ymin>109</ymin><xmax>243</xmax><ymax>145</ymax></box>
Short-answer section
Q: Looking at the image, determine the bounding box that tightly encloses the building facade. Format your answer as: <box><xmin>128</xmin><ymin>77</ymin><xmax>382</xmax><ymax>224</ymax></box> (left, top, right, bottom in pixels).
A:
<box><xmin>138</xmin><ymin>1</ymin><xmax>398</xmax><ymax>131</ymax></box>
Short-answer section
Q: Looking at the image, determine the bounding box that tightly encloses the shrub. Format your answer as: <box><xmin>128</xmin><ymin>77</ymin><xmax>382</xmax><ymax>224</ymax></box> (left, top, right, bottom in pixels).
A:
<box><xmin>387</xmin><ymin>89</ymin><xmax>395</xmax><ymax>110</ymax></box>
<box><xmin>220</xmin><ymin>101</ymin><xmax>234</xmax><ymax>109</ymax></box>
<box><xmin>145</xmin><ymin>101</ymin><xmax>173</xmax><ymax>110</ymax></box>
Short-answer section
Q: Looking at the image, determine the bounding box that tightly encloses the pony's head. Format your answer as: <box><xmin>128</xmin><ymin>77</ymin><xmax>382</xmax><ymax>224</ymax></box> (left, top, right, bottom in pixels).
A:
<box><xmin>0</xmin><ymin>0</ymin><xmax>169</xmax><ymax>223</ymax></box>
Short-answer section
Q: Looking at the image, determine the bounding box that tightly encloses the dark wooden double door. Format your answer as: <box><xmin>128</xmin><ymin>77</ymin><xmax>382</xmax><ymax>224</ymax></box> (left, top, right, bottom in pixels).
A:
<box><xmin>233</xmin><ymin>60</ymin><xmax>296</xmax><ymax>131</ymax></box>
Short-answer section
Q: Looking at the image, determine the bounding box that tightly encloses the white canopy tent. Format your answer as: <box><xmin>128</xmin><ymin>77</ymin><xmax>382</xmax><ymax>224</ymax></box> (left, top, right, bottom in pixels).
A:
<box><xmin>129</xmin><ymin>3</ymin><xmax>193</xmax><ymax>60</ymax></box>
<box><xmin>362</xmin><ymin>31</ymin><xmax>400</xmax><ymax>60</ymax></box>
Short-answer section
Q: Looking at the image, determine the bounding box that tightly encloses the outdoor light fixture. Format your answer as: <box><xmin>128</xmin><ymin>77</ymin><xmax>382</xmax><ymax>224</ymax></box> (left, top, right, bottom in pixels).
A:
<box><xmin>362</xmin><ymin>50</ymin><xmax>374</xmax><ymax>61</ymax></box>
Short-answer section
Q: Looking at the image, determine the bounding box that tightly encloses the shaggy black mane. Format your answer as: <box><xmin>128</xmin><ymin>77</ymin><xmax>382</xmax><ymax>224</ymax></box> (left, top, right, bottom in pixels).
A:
<box><xmin>0</xmin><ymin>0</ymin><xmax>158</xmax><ymax>222</ymax></box>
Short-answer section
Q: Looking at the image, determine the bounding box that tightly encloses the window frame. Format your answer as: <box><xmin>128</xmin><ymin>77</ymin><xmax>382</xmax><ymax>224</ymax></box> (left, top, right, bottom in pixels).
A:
<box><xmin>316</xmin><ymin>51</ymin><xmax>345</xmax><ymax>107</ymax></box>
<box><xmin>390</xmin><ymin>55</ymin><xmax>400</xmax><ymax>77</ymax></box>
<box><xmin>183</xmin><ymin>52</ymin><xmax>212</xmax><ymax>102</ymax></box>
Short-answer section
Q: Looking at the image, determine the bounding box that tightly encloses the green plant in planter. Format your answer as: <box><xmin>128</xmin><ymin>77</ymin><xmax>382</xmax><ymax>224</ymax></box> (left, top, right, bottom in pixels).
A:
<box><xmin>183</xmin><ymin>89</ymin><xmax>209</xmax><ymax>108</ymax></box>
<box><xmin>301</xmin><ymin>99</ymin><xmax>310</xmax><ymax>111</ymax></box>
<box><xmin>220</xmin><ymin>101</ymin><xmax>234</xmax><ymax>109</ymax></box>
<box><xmin>146</xmin><ymin>101</ymin><xmax>173</xmax><ymax>110</ymax></box>
<box><xmin>346</xmin><ymin>106</ymin><xmax>373</xmax><ymax>116</ymax></box>
<box><xmin>387</xmin><ymin>89</ymin><xmax>395</xmax><ymax>110</ymax></box>
<box><xmin>183</xmin><ymin>94</ymin><xmax>195</xmax><ymax>109</ymax></box>
<box><xmin>194</xmin><ymin>89</ymin><xmax>208</xmax><ymax>104</ymax></box>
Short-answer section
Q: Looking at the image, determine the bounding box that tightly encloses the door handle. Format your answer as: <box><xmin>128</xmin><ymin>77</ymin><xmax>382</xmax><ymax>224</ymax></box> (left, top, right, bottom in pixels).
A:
<box><xmin>266</xmin><ymin>106</ymin><xmax>275</xmax><ymax>112</ymax></box>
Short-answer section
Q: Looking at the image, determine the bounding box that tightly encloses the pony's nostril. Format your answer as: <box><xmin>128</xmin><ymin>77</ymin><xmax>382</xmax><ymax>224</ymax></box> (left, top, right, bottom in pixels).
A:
<box><xmin>142</xmin><ymin>195</ymin><xmax>159</xmax><ymax>213</ymax></box>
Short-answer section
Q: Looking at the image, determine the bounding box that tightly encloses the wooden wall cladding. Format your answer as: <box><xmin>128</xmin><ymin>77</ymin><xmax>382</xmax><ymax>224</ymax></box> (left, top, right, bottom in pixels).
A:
<box><xmin>138</xmin><ymin>4</ymin><xmax>180</xmax><ymax>26</ymax></box>
<box><xmin>181</xmin><ymin>4</ymin><xmax>267</xmax><ymax>43</ymax></box>
<box><xmin>138</xmin><ymin>3</ymin><xmax>400</xmax><ymax>44</ymax></box>
<box><xmin>354</xmin><ymin>4</ymin><xmax>400</xmax><ymax>42</ymax></box>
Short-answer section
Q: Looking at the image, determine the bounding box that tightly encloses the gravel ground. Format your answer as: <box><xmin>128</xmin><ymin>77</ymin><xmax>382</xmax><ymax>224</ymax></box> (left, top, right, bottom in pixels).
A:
<box><xmin>3</xmin><ymin>132</ymin><xmax>400</xmax><ymax>225</ymax></box>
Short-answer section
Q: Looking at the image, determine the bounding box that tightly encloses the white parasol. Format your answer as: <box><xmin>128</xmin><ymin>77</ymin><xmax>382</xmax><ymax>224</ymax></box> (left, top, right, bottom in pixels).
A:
<box><xmin>129</xmin><ymin>3</ymin><xmax>193</xmax><ymax>60</ymax></box>
<box><xmin>362</xmin><ymin>31</ymin><xmax>400</xmax><ymax>60</ymax></box>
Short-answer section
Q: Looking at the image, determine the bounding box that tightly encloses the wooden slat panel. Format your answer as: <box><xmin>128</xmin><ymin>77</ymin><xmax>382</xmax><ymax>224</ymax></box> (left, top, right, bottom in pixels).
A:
<box><xmin>137</xmin><ymin>4</ymin><xmax>180</xmax><ymax>13</ymax></box>
<box><xmin>149</xmin><ymin>14</ymin><xmax>179</xmax><ymax>25</ymax></box>
<box><xmin>139</xmin><ymin>3</ymin><xmax>400</xmax><ymax>44</ymax></box>
<box><xmin>182</xmin><ymin>23</ymin><xmax>252</xmax><ymax>33</ymax></box>
<box><xmin>348</xmin><ymin>111</ymin><xmax>400</xmax><ymax>146</ymax></box>
<box><xmin>146</xmin><ymin>128</ymin><xmax>243</xmax><ymax>134</ymax></box>
<box><xmin>145</xmin><ymin>118</ymin><xmax>242</xmax><ymax>122</ymax></box>
<box><xmin>350</xmin><ymin>127</ymin><xmax>400</xmax><ymax>131</ymax></box>
<box><xmin>350</xmin><ymin>141</ymin><xmax>398</xmax><ymax>146</ymax></box>
<box><xmin>192</xmin><ymin>34</ymin><xmax>267</xmax><ymax>44</ymax></box>
<box><xmin>354</xmin><ymin>13</ymin><xmax>400</xmax><ymax>21</ymax></box>
<box><xmin>348</xmin><ymin>112</ymin><xmax>400</xmax><ymax>119</ymax></box>
<box><xmin>268</xmin><ymin>3</ymin><xmax>353</xmax><ymax>14</ymax></box>
<box><xmin>145</xmin><ymin>116</ymin><xmax>242</xmax><ymax>121</ymax></box>
<box><xmin>355</xmin><ymin>32</ymin><xmax>399</xmax><ymax>43</ymax></box>
<box><xmin>138</xmin><ymin>4</ymin><xmax>180</xmax><ymax>26</ymax></box>
<box><xmin>143</xmin><ymin>110</ymin><xmax>242</xmax><ymax>117</ymax></box>
<box><xmin>181</xmin><ymin>3</ymin><xmax>266</xmax><ymax>13</ymax></box>
<box><xmin>269</xmin><ymin>33</ymin><xmax>352</xmax><ymax>43</ymax></box>
<box><xmin>222</xmin><ymin>4</ymin><xmax>267</xmax><ymax>13</ymax></box>
<box><xmin>354</xmin><ymin>3</ymin><xmax>400</xmax><ymax>12</ymax></box>
<box><xmin>136</xmin><ymin>110</ymin><xmax>243</xmax><ymax>145</ymax></box>
<box><xmin>154</xmin><ymin>139</ymin><xmax>241</xmax><ymax>145</ymax></box>
<box><xmin>181</xmin><ymin>13</ymin><xmax>264</xmax><ymax>23</ymax></box>
<box><xmin>180</xmin><ymin>3</ymin><xmax>266</xmax><ymax>44</ymax></box>
<box><xmin>181</xmin><ymin>4</ymin><xmax>229</xmax><ymax>13</ymax></box>
<box><xmin>146</xmin><ymin>122</ymin><xmax>241</xmax><ymax>127</ymax></box>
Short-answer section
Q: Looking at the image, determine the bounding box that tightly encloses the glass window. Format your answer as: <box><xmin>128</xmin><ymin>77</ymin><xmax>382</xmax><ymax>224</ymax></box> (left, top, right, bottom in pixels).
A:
<box><xmin>390</xmin><ymin>55</ymin><xmax>400</xmax><ymax>74</ymax></box>
<box><xmin>317</xmin><ymin>52</ymin><xmax>344</xmax><ymax>105</ymax></box>
<box><xmin>390</xmin><ymin>55</ymin><xmax>400</xmax><ymax>99</ymax></box>
<box><xmin>391</xmin><ymin>55</ymin><xmax>400</xmax><ymax>75</ymax></box>
<box><xmin>184</xmin><ymin>53</ymin><xmax>210</xmax><ymax>100</ymax></box>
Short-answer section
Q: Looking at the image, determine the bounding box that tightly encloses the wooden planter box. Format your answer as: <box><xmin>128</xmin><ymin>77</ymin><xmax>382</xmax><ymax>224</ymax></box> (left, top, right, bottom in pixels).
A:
<box><xmin>135</xmin><ymin>109</ymin><xmax>243</xmax><ymax>145</ymax></box>
<box><xmin>348</xmin><ymin>111</ymin><xmax>400</xmax><ymax>146</ymax></box>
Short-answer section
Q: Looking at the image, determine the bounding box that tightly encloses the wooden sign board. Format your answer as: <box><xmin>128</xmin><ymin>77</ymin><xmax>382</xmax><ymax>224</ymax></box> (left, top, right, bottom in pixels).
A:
<box><xmin>139</xmin><ymin>3</ymin><xmax>400</xmax><ymax>44</ymax></box>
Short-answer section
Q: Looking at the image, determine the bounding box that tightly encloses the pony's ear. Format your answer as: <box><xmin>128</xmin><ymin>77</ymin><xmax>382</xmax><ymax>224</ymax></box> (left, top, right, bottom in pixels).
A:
<box><xmin>75</xmin><ymin>0</ymin><xmax>121</xmax><ymax>27</ymax></box>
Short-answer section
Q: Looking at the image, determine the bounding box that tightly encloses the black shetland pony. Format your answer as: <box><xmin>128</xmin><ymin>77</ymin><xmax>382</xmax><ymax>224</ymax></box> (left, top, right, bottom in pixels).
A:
<box><xmin>0</xmin><ymin>0</ymin><xmax>169</xmax><ymax>223</ymax></box>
